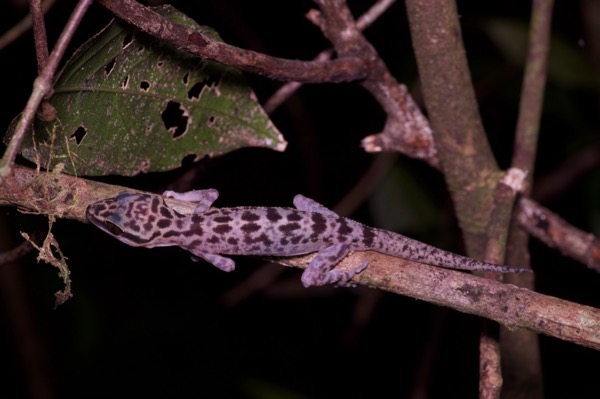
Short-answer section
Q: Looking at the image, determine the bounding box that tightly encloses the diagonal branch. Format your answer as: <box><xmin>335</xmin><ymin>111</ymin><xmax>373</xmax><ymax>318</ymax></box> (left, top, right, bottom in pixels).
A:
<box><xmin>0</xmin><ymin>165</ymin><xmax>599</xmax><ymax>350</ymax></box>
<box><xmin>96</xmin><ymin>0</ymin><xmax>368</xmax><ymax>83</ymax></box>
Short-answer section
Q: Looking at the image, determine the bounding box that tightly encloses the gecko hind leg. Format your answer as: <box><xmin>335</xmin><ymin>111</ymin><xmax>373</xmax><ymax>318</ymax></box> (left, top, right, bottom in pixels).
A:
<box><xmin>293</xmin><ymin>195</ymin><xmax>338</xmax><ymax>216</ymax></box>
<box><xmin>301</xmin><ymin>243</ymin><xmax>366</xmax><ymax>287</ymax></box>
<box><xmin>163</xmin><ymin>189</ymin><xmax>219</xmax><ymax>213</ymax></box>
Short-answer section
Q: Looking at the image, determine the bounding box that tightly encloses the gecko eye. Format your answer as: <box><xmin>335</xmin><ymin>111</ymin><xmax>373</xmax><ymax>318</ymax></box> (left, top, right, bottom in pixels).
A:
<box><xmin>104</xmin><ymin>221</ymin><xmax>123</xmax><ymax>236</ymax></box>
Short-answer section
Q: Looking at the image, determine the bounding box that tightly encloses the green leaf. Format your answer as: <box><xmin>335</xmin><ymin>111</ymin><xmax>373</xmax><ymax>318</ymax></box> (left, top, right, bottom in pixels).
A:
<box><xmin>11</xmin><ymin>5</ymin><xmax>286</xmax><ymax>176</ymax></box>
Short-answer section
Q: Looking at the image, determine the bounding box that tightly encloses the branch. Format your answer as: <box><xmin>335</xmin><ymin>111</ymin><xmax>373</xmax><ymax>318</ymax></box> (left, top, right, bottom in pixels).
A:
<box><xmin>1</xmin><ymin>165</ymin><xmax>599</xmax><ymax>349</ymax></box>
<box><xmin>0</xmin><ymin>0</ymin><xmax>93</xmax><ymax>179</ymax></box>
<box><xmin>311</xmin><ymin>0</ymin><xmax>439</xmax><ymax>167</ymax></box>
<box><xmin>0</xmin><ymin>0</ymin><xmax>57</xmax><ymax>52</ymax></box>
<box><xmin>30</xmin><ymin>0</ymin><xmax>49</xmax><ymax>73</ymax></box>
<box><xmin>405</xmin><ymin>0</ymin><xmax>500</xmax><ymax>257</ymax></box>
<box><xmin>503</xmin><ymin>1</ymin><xmax>554</xmax><ymax>397</ymax></box>
<box><xmin>96</xmin><ymin>0</ymin><xmax>368</xmax><ymax>83</ymax></box>
<box><xmin>263</xmin><ymin>0</ymin><xmax>397</xmax><ymax>113</ymax></box>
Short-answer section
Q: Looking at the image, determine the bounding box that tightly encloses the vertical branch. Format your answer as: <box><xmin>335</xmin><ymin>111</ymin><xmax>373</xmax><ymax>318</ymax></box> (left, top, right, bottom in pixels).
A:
<box><xmin>511</xmin><ymin>0</ymin><xmax>554</xmax><ymax>175</ymax></box>
<box><xmin>30</xmin><ymin>0</ymin><xmax>49</xmax><ymax>73</ymax></box>
<box><xmin>404</xmin><ymin>0</ymin><xmax>499</xmax><ymax>258</ymax></box>
<box><xmin>0</xmin><ymin>0</ymin><xmax>93</xmax><ymax>179</ymax></box>
<box><xmin>503</xmin><ymin>1</ymin><xmax>554</xmax><ymax>399</ymax></box>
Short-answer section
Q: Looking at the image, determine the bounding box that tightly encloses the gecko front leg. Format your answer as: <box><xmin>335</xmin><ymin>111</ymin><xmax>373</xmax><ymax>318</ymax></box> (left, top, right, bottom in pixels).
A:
<box><xmin>163</xmin><ymin>188</ymin><xmax>236</xmax><ymax>272</ymax></box>
<box><xmin>163</xmin><ymin>189</ymin><xmax>219</xmax><ymax>213</ymax></box>
<box><xmin>189</xmin><ymin>250</ymin><xmax>236</xmax><ymax>272</ymax></box>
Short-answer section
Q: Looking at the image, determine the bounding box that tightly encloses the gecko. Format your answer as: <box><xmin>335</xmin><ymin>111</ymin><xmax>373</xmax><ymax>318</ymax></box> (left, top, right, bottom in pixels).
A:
<box><xmin>85</xmin><ymin>189</ymin><xmax>530</xmax><ymax>287</ymax></box>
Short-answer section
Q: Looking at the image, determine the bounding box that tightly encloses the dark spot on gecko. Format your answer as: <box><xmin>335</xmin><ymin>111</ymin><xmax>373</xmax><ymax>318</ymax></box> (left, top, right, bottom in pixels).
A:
<box><xmin>241</xmin><ymin>211</ymin><xmax>260</xmax><ymax>222</ymax></box>
<box><xmin>148</xmin><ymin>215</ymin><xmax>156</xmax><ymax>223</ymax></box>
<box><xmin>311</xmin><ymin>213</ymin><xmax>327</xmax><ymax>236</ymax></box>
<box><xmin>125</xmin><ymin>221</ymin><xmax>141</xmax><ymax>232</ymax></box>
<box><xmin>243</xmin><ymin>233</ymin><xmax>272</xmax><ymax>247</ymax></box>
<box><xmin>207</xmin><ymin>235</ymin><xmax>221</xmax><ymax>244</ymax></box>
<box><xmin>213</xmin><ymin>224</ymin><xmax>232</xmax><ymax>234</ymax></box>
<box><xmin>125</xmin><ymin>201</ymin><xmax>135</xmax><ymax>218</ymax></box>
<box><xmin>157</xmin><ymin>219</ymin><xmax>172</xmax><ymax>228</ymax></box>
<box><xmin>257</xmin><ymin>233</ymin><xmax>273</xmax><ymax>246</ymax></box>
<box><xmin>191</xmin><ymin>214</ymin><xmax>204</xmax><ymax>223</ymax></box>
<box><xmin>183</xmin><ymin>224</ymin><xmax>204</xmax><ymax>237</ymax></box>
<box><xmin>143</xmin><ymin>222</ymin><xmax>153</xmax><ymax>231</ymax></box>
<box><xmin>160</xmin><ymin>207</ymin><xmax>172</xmax><ymax>219</ymax></box>
<box><xmin>214</xmin><ymin>216</ymin><xmax>233</xmax><ymax>223</ymax></box>
<box><xmin>121</xmin><ymin>230</ymin><xmax>161</xmax><ymax>245</ymax></box>
<box><xmin>186</xmin><ymin>240</ymin><xmax>202</xmax><ymax>251</ymax></box>
<box><xmin>337</xmin><ymin>218</ymin><xmax>353</xmax><ymax>236</ymax></box>
<box><xmin>241</xmin><ymin>223</ymin><xmax>261</xmax><ymax>233</ymax></box>
<box><xmin>286</xmin><ymin>212</ymin><xmax>302</xmax><ymax>222</ymax></box>
<box><xmin>163</xmin><ymin>230</ymin><xmax>181</xmax><ymax>238</ymax></box>
<box><xmin>227</xmin><ymin>237</ymin><xmax>239</xmax><ymax>245</ymax></box>
<box><xmin>361</xmin><ymin>226</ymin><xmax>375</xmax><ymax>247</ymax></box>
<box><xmin>279</xmin><ymin>223</ymin><xmax>301</xmax><ymax>233</ymax></box>
<box><xmin>290</xmin><ymin>236</ymin><xmax>302</xmax><ymax>244</ymax></box>
<box><xmin>175</xmin><ymin>219</ymin><xmax>184</xmax><ymax>229</ymax></box>
<box><xmin>280</xmin><ymin>237</ymin><xmax>289</xmax><ymax>245</ymax></box>
<box><xmin>266</xmin><ymin>208</ymin><xmax>282</xmax><ymax>222</ymax></box>
<box><xmin>151</xmin><ymin>197</ymin><xmax>160</xmax><ymax>213</ymax></box>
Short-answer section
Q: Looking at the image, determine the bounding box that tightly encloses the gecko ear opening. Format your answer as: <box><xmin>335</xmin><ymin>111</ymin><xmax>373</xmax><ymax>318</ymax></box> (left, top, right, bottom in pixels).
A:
<box><xmin>104</xmin><ymin>221</ymin><xmax>123</xmax><ymax>236</ymax></box>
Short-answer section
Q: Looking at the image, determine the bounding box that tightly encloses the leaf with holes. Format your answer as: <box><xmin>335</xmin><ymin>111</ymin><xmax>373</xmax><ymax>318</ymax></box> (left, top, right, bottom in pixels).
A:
<box><xmin>9</xmin><ymin>5</ymin><xmax>286</xmax><ymax>176</ymax></box>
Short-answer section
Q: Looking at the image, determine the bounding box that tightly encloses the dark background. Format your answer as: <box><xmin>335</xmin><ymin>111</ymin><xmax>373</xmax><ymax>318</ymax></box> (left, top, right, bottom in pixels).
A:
<box><xmin>1</xmin><ymin>0</ymin><xmax>599</xmax><ymax>398</ymax></box>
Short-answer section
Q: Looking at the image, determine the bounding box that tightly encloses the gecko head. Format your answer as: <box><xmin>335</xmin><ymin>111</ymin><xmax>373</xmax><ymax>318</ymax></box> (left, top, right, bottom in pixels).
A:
<box><xmin>86</xmin><ymin>191</ymin><xmax>172</xmax><ymax>247</ymax></box>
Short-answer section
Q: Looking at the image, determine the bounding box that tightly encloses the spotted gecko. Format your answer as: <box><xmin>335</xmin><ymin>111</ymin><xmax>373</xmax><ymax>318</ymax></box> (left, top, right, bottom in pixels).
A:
<box><xmin>86</xmin><ymin>189</ymin><xmax>529</xmax><ymax>286</ymax></box>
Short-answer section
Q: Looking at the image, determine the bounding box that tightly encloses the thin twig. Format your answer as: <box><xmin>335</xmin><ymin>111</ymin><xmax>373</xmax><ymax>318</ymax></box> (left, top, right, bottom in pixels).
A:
<box><xmin>30</xmin><ymin>0</ymin><xmax>49</xmax><ymax>73</ymax></box>
<box><xmin>511</xmin><ymin>0</ymin><xmax>554</xmax><ymax>177</ymax></box>
<box><xmin>517</xmin><ymin>197</ymin><xmax>600</xmax><ymax>273</ymax></box>
<box><xmin>479</xmin><ymin>322</ymin><xmax>502</xmax><ymax>399</ymax></box>
<box><xmin>478</xmin><ymin>170</ymin><xmax>525</xmax><ymax>397</ymax></box>
<box><xmin>0</xmin><ymin>0</ymin><xmax>57</xmax><ymax>51</ymax></box>
<box><xmin>503</xmin><ymin>2</ymin><xmax>554</xmax><ymax>397</ymax></box>
<box><xmin>0</xmin><ymin>230</ymin><xmax>42</xmax><ymax>265</ymax></box>
<box><xmin>263</xmin><ymin>0</ymin><xmax>397</xmax><ymax>113</ymax></box>
<box><xmin>0</xmin><ymin>0</ymin><xmax>93</xmax><ymax>179</ymax></box>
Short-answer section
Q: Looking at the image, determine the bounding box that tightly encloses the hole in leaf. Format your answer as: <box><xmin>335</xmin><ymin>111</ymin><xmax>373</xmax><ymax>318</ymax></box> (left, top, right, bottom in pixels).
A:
<box><xmin>187</xmin><ymin>82</ymin><xmax>202</xmax><ymax>100</ymax></box>
<box><xmin>161</xmin><ymin>101</ymin><xmax>188</xmax><ymax>138</ymax></box>
<box><xmin>157</xmin><ymin>61</ymin><xmax>164</xmax><ymax>68</ymax></box>
<box><xmin>122</xmin><ymin>33</ymin><xmax>133</xmax><ymax>48</ymax></box>
<box><xmin>121</xmin><ymin>75</ymin><xmax>129</xmax><ymax>89</ymax></box>
<box><xmin>187</xmin><ymin>74</ymin><xmax>222</xmax><ymax>100</ymax></box>
<box><xmin>180</xmin><ymin>154</ymin><xmax>197</xmax><ymax>167</ymax></box>
<box><xmin>140</xmin><ymin>81</ymin><xmax>150</xmax><ymax>91</ymax></box>
<box><xmin>70</xmin><ymin>125</ymin><xmax>87</xmax><ymax>145</ymax></box>
<box><xmin>207</xmin><ymin>115</ymin><xmax>216</xmax><ymax>127</ymax></box>
<box><xmin>182</xmin><ymin>72</ymin><xmax>190</xmax><ymax>85</ymax></box>
<box><xmin>104</xmin><ymin>58</ymin><xmax>116</xmax><ymax>75</ymax></box>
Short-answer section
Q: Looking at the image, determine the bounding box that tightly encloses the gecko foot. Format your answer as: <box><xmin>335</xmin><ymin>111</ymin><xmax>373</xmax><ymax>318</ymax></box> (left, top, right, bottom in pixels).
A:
<box><xmin>301</xmin><ymin>260</ymin><xmax>368</xmax><ymax>287</ymax></box>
